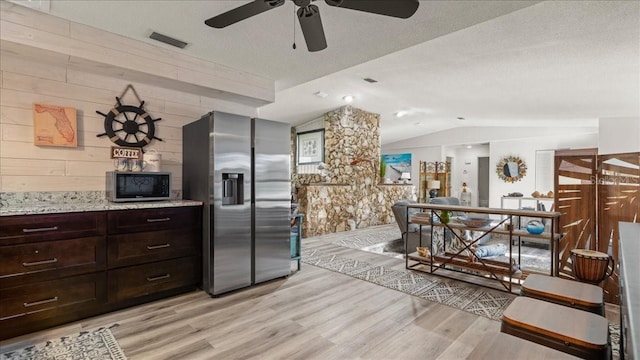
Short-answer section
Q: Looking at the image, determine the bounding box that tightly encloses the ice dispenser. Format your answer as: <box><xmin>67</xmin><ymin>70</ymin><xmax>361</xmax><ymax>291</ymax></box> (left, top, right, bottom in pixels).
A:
<box><xmin>222</xmin><ymin>173</ymin><xmax>243</xmax><ymax>205</ymax></box>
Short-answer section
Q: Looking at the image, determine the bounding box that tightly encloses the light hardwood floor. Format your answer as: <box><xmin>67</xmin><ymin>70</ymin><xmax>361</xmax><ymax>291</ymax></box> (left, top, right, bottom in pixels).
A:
<box><xmin>1</xmin><ymin>234</ymin><xmax>618</xmax><ymax>359</ymax></box>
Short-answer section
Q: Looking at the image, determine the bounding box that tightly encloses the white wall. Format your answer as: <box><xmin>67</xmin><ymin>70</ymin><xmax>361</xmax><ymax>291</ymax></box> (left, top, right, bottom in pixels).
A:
<box><xmin>446</xmin><ymin>145</ymin><xmax>490</xmax><ymax>207</ymax></box>
<box><xmin>384</xmin><ymin>126</ymin><xmax>598</xmax><ymax>207</ymax></box>
<box><xmin>598</xmin><ymin>117</ymin><xmax>640</xmax><ymax>155</ymax></box>
<box><xmin>488</xmin><ymin>133</ymin><xmax>598</xmax><ymax>208</ymax></box>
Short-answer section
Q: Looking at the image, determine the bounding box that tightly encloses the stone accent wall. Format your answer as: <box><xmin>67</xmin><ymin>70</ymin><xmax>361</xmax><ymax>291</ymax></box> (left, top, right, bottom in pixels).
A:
<box><xmin>293</xmin><ymin>106</ymin><xmax>416</xmax><ymax>237</ymax></box>
<box><xmin>299</xmin><ymin>184</ymin><xmax>414</xmax><ymax>237</ymax></box>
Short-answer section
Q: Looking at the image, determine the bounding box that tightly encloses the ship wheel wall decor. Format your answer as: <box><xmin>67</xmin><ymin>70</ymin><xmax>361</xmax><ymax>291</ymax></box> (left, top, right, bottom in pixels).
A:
<box><xmin>96</xmin><ymin>85</ymin><xmax>162</xmax><ymax>149</ymax></box>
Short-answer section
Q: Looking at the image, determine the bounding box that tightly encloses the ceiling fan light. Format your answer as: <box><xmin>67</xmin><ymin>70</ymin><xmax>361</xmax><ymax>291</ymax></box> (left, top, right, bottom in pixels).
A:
<box><xmin>297</xmin><ymin>4</ymin><xmax>327</xmax><ymax>52</ymax></box>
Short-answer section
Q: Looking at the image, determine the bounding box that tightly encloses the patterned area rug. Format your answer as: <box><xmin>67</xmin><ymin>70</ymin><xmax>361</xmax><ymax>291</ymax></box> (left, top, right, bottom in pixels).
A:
<box><xmin>310</xmin><ymin>224</ymin><xmax>621</xmax><ymax>357</ymax></box>
<box><xmin>303</xmin><ymin>248</ymin><xmax>514</xmax><ymax>321</ymax></box>
<box><xmin>0</xmin><ymin>325</ymin><xmax>126</xmax><ymax>360</ymax></box>
<box><xmin>330</xmin><ymin>225</ymin><xmax>402</xmax><ymax>251</ymax></box>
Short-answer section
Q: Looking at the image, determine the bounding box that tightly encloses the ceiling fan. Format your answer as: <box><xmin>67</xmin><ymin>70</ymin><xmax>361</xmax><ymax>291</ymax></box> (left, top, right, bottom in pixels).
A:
<box><xmin>205</xmin><ymin>0</ymin><xmax>420</xmax><ymax>52</ymax></box>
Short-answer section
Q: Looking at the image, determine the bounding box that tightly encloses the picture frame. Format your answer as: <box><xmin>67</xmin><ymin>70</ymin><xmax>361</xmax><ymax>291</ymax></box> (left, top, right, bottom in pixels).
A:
<box><xmin>33</xmin><ymin>103</ymin><xmax>78</xmax><ymax>147</ymax></box>
<box><xmin>297</xmin><ymin>129</ymin><xmax>324</xmax><ymax>165</ymax></box>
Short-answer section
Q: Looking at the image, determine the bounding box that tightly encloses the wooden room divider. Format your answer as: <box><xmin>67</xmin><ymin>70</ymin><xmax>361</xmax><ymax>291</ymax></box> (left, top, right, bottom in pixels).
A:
<box><xmin>555</xmin><ymin>149</ymin><xmax>639</xmax><ymax>304</ymax></box>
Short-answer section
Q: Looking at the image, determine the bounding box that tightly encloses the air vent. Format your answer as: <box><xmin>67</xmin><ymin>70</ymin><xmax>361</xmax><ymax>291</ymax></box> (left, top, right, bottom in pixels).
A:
<box><xmin>149</xmin><ymin>32</ymin><xmax>188</xmax><ymax>49</ymax></box>
<box><xmin>363</xmin><ymin>77</ymin><xmax>378</xmax><ymax>83</ymax></box>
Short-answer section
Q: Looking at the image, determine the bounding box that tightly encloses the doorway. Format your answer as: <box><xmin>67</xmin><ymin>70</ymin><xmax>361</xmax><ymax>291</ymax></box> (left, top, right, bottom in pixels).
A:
<box><xmin>477</xmin><ymin>157</ymin><xmax>489</xmax><ymax>207</ymax></box>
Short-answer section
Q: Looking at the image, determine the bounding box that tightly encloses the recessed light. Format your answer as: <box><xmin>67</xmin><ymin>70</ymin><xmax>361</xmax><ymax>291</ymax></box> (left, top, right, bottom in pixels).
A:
<box><xmin>343</xmin><ymin>95</ymin><xmax>354</xmax><ymax>103</ymax></box>
<box><xmin>457</xmin><ymin>117</ymin><xmax>466</xmax><ymax>120</ymax></box>
<box><xmin>363</xmin><ymin>77</ymin><xmax>378</xmax><ymax>83</ymax></box>
<box><xmin>395</xmin><ymin>111</ymin><xmax>408</xmax><ymax>118</ymax></box>
<box><xmin>314</xmin><ymin>91</ymin><xmax>328</xmax><ymax>98</ymax></box>
<box><xmin>466</xmin><ymin>145</ymin><xmax>472</xmax><ymax>149</ymax></box>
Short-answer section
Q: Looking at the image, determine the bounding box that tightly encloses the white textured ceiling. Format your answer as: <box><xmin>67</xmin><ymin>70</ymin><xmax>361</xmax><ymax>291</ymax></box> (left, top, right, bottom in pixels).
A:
<box><xmin>28</xmin><ymin>0</ymin><xmax>640</xmax><ymax>144</ymax></box>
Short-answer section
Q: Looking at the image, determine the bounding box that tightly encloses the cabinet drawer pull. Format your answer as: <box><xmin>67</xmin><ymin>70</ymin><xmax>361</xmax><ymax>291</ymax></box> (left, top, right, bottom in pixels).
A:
<box><xmin>146</xmin><ymin>217</ymin><xmax>171</xmax><ymax>223</ymax></box>
<box><xmin>147</xmin><ymin>274</ymin><xmax>170</xmax><ymax>282</ymax></box>
<box><xmin>147</xmin><ymin>243</ymin><xmax>171</xmax><ymax>250</ymax></box>
<box><xmin>23</xmin><ymin>258</ymin><xmax>58</xmax><ymax>267</ymax></box>
<box><xmin>24</xmin><ymin>296</ymin><xmax>58</xmax><ymax>307</ymax></box>
<box><xmin>22</xmin><ymin>226</ymin><xmax>58</xmax><ymax>233</ymax></box>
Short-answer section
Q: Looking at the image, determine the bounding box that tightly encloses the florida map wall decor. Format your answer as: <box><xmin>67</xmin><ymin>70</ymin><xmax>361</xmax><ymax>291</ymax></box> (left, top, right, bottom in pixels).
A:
<box><xmin>33</xmin><ymin>103</ymin><xmax>78</xmax><ymax>147</ymax></box>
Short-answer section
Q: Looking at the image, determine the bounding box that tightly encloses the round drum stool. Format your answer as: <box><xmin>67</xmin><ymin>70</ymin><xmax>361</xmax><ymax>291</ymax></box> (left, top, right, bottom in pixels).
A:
<box><xmin>570</xmin><ymin>249</ymin><xmax>614</xmax><ymax>284</ymax></box>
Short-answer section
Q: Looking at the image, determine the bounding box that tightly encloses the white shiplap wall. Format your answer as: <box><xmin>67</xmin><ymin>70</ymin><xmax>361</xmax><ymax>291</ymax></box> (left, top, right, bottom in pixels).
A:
<box><xmin>0</xmin><ymin>58</ymin><xmax>251</xmax><ymax>191</ymax></box>
<box><xmin>0</xmin><ymin>3</ymin><xmax>268</xmax><ymax>192</ymax></box>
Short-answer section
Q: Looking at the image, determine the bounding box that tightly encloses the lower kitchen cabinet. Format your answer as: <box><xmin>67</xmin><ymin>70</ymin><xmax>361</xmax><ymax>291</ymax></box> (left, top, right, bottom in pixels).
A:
<box><xmin>0</xmin><ymin>205</ymin><xmax>202</xmax><ymax>340</ymax></box>
<box><xmin>0</xmin><ymin>273</ymin><xmax>107</xmax><ymax>340</ymax></box>
<box><xmin>108</xmin><ymin>257</ymin><xmax>198</xmax><ymax>302</ymax></box>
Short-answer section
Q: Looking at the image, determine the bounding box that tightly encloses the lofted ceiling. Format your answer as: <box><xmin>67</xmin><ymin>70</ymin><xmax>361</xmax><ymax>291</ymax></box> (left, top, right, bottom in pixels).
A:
<box><xmin>15</xmin><ymin>0</ymin><xmax>640</xmax><ymax>145</ymax></box>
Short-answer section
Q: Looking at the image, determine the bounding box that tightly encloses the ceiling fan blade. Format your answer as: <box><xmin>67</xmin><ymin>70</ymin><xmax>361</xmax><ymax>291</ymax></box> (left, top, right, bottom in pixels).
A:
<box><xmin>205</xmin><ymin>0</ymin><xmax>285</xmax><ymax>28</ymax></box>
<box><xmin>297</xmin><ymin>5</ymin><xmax>327</xmax><ymax>52</ymax></box>
<box><xmin>324</xmin><ymin>0</ymin><xmax>419</xmax><ymax>19</ymax></box>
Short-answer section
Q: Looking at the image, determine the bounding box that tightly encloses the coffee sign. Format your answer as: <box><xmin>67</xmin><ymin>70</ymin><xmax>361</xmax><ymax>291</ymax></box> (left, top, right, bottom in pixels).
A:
<box><xmin>111</xmin><ymin>146</ymin><xmax>142</xmax><ymax>159</ymax></box>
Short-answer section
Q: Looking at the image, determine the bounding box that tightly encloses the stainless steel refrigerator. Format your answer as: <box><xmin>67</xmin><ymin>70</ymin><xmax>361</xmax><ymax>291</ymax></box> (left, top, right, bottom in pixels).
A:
<box><xmin>182</xmin><ymin>111</ymin><xmax>291</xmax><ymax>296</ymax></box>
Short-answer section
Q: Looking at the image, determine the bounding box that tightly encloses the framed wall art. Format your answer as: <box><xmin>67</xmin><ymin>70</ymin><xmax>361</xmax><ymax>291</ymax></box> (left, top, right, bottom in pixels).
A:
<box><xmin>381</xmin><ymin>153</ymin><xmax>412</xmax><ymax>180</ymax></box>
<box><xmin>33</xmin><ymin>103</ymin><xmax>78</xmax><ymax>147</ymax></box>
<box><xmin>297</xmin><ymin>129</ymin><xmax>324</xmax><ymax>165</ymax></box>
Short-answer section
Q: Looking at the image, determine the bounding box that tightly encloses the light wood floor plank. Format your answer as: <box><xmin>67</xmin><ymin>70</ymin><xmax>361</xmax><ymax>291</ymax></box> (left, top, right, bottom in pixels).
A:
<box><xmin>1</xmin><ymin>227</ymin><xmax>618</xmax><ymax>359</ymax></box>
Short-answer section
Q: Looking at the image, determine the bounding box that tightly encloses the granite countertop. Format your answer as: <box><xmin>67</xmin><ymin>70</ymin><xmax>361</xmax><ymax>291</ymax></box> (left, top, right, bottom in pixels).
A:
<box><xmin>0</xmin><ymin>200</ymin><xmax>203</xmax><ymax>217</ymax></box>
<box><xmin>0</xmin><ymin>191</ymin><xmax>203</xmax><ymax>216</ymax></box>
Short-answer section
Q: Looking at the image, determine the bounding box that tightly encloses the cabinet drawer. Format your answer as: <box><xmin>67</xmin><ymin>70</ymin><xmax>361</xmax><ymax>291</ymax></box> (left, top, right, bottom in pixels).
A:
<box><xmin>0</xmin><ymin>236</ymin><xmax>106</xmax><ymax>288</ymax></box>
<box><xmin>107</xmin><ymin>206</ymin><xmax>200</xmax><ymax>234</ymax></box>
<box><xmin>107</xmin><ymin>228</ymin><xmax>199</xmax><ymax>268</ymax></box>
<box><xmin>0</xmin><ymin>273</ymin><xmax>106</xmax><ymax>322</ymax></box>
<box><xmin>108</xmin><ymin>257</ymin><xmax>197</xmax><ymax>302</ymax></box>
<box><xmin>0</xmin><ymin>212</ymin><xmax>106</xmax><ymax>244</ymax></box>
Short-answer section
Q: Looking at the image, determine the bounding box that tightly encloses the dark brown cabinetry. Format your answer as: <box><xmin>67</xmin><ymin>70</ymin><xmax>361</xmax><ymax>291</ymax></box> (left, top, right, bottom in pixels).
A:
<box><xmin>0</xmin><ymin>212</ymin><xmax>108</xmax><ymax>340</ymax></box>
<box><xmin>106</xmin><ymin>207</ymin><xmax>201</xmax><ymax>304</ymax></box>
<box><xmin>0</xmin><ymin>205</ymin><xmax>201</xmax><ymax>340</ymax></box>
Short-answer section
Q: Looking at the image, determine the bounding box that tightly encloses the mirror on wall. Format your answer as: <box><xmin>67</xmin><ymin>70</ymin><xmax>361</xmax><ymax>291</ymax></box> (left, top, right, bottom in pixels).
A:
<box><xmin>535</xmin><ymin>150</ymin><xmax>555</xmax><ymax>193</ymax></box>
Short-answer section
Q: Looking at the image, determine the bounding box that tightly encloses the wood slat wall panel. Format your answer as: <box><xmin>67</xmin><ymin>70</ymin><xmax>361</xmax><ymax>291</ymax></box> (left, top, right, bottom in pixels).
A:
<box><xmin>3</xmin><ymin>72</ymin><xmax>156</xmax><ymax>110</ymax></box>
<box><xmin>1</xmin><ymin>54</ymin><xmax>68</xmax><ymax>82</ymax></box>
<box><xmin>0</xmin><ymin>158</ymin><xmax>66</xmax><ymax>176</ymax></box>
<box><xmin>597</xmin><ymin>152</ymin><xmax>640</xmax><ymax>304</ymax></box>
<box><xmin>555</xmin><ymin>152</ymin><xmax>597</xmax><ymax>281</ymax></box>
<box><xmin>0</xmin><ymin>2</ymin><xmax>70</xmax><ymax>36</ymax></box>
<box><xmin>65</xmin><ymin>69</ymin><xmax>202</xmax><ymax>107</ymax></box>
<box><xmin>0</xmin><ymin>1</ymin><xmax>272</xmax><ymax>193</ymax></box>
<box><xmin>1</xmin><ymin>70</ymin><xmax>235</xmax><ymax>192</ymax></box>
<box><xmin>0</xmin><ymin>21</ymin><xmax>178</xmax><ymax>79</ymax></box>
<box><xmin>196</xmin><ymin>97</ymin><xmax>257</xmax><ymax>118</ymax></box>
<box><xmin>0</xmin><ymin>2</ymin><xmax>274</xmax><ymax>106</ymax></box>
<box><xmin>1</xmin><ymin>88</ymin><xmax>119</xmax><ymax>118</ymax></box>
<box><xmin>69</xmin><ymin>22</ymin><xmax>273</xmax><ymax>92</ymax></box>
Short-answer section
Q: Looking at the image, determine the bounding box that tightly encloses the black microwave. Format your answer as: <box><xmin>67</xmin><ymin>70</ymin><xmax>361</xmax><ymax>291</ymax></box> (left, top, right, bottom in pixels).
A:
<box><xmin>106</xmin><ymin>171</ymin><xmax>171</xmax><ymax>202</ymax></box>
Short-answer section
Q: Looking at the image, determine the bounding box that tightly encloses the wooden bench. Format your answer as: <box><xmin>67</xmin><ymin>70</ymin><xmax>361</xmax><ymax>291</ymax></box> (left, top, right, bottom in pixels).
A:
<box><xmin>501</xmin><ymin>297</ymin><xmax>610</xmax><ymax>360</ymax></box>
<box><xmin>468</xmin><ymin>331</ymin><xmax>580</xmax><ymax>359</ymax></box>
<box><xmin>521</xmin><ymin>274</ymin><xmax>605</xmax><ymax>315</ymax></box>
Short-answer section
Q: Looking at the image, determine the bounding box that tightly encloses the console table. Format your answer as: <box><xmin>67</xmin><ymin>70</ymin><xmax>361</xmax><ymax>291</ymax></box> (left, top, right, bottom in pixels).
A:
<box><xmin>405</xmin><ymin>203</ymin><xmax>562</xmax><ymax>292</ymax></box>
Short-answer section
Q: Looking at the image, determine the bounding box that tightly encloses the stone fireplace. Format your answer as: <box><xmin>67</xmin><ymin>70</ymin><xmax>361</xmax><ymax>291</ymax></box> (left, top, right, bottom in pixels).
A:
<box><xmin>292</xmin><ymin>106</ymin><xmax>415</xmax><ymax>237</ymax></box>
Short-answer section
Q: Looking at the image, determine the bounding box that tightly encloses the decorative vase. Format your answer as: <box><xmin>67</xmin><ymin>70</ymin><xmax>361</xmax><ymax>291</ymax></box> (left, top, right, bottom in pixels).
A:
<box><xmin>526</xmin><ymin>220</ymin><xmax>545</xmax><ymax>234</ymax></box>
